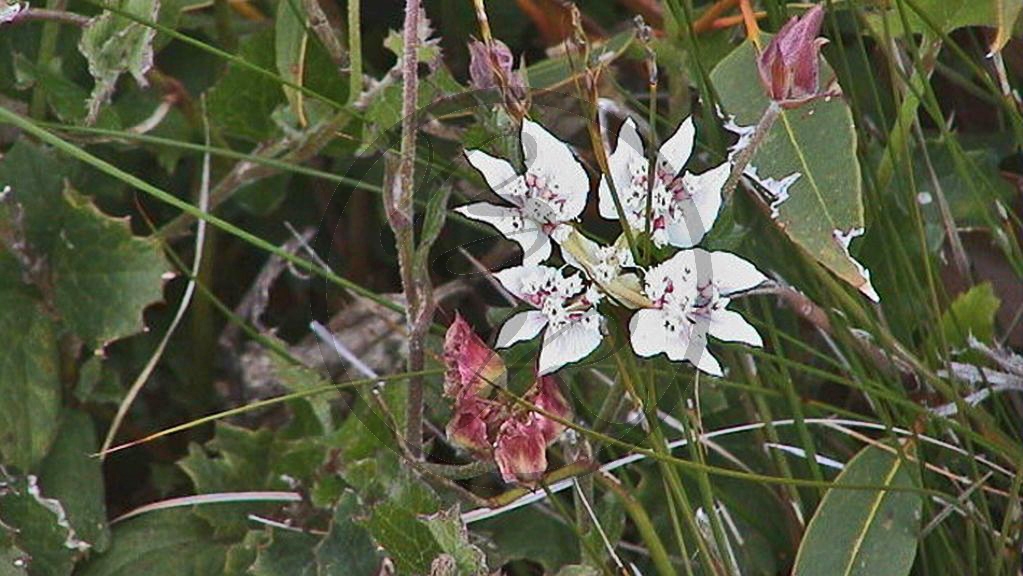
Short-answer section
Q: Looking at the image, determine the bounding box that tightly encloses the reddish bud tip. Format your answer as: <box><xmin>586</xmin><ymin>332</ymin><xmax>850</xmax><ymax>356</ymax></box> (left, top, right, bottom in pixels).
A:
<box><xmin>443</xmin><ymin>312</ymin><xmax>507</xmax><ymax>399</ymax></box>
<box><xmin>756</xmin><ymin>5</ymin><xmax>827</xmax><ymax>104</ymax></box>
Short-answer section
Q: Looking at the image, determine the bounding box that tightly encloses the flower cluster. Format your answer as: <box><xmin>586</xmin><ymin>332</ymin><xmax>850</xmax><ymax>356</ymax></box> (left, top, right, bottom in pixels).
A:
<box><xmin>445</xmin><ymin>114</ymin><xmax>771</xmax><ymax>483</ymax></box>
<box><xmin>443</xmin><ymin>314</ymin><xmax>570</xmax><ymax>485</ymax></box>
<box><xmin>458</xmin><ymin>116</ymin><xmax>767</xmax><ymax>377</ymax></box>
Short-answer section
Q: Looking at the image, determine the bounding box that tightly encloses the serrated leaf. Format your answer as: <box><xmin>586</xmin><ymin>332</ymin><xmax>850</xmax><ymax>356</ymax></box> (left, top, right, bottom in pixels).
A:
<box><xmin>423</xmin><ymin>506</ymin><xmax>487</xmax><ymax>576</ymax></box>
<box><xmin>792</xmin><ymin>444</ymin><xmax>921</xmax><ymax>576</ymax></box>
<box><xmin>314</xmin><ymin>491</ymin><xmax>381</xmax><ymax>575</ymax></box>
<box><xmin>0</xmin><ymin>255</ymin><xmax>61</xmax><ymax>470</ymax></box>
<box><xmin>0</xmin><ymin>471</ymin><xmax>82</xmax><ymax>576</ymax></box>
<box><xmin>711</xmin><ymin>39</ymin><xmax>878</xmax><ymax>302</ymax></box>
<box><xmin>275</xmin><ymin>0</ymin><xmax>309</xmax><ymax>127</ymax></box>
<box><xmin>50</xmin><ymin>186</ymin><xmax>168</xmax><ymax>347</ymax></box>
<box><xmin>78</xmin><ymin>0</ymin><xmax>160</xmax><ymax>123</ymax></box>
<box><xmin>77</xmin><ymin>510</ymin><xmax>230</xmax><ymax>576</ymax></box>
<box><xmin>37</xmin><ymin>410</ymin><xmax>111</xmax><ymax>553</ymax></box>
<box><xmin>249</xmin><ymin>529</ymin><xmax>318</xmax><ymax>576</ymax></box>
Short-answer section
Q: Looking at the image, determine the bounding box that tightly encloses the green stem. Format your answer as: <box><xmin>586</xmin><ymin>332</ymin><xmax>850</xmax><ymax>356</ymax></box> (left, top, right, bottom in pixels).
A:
<box><xmin>29</xmin><ymin>0</ymin><xmax>67</xmax><ymax>119</ymax></box>
<box><xmin>595</xmin><ymin>472</ymin><xmax>677</xmax><ymax>576</ymax></box>
<box><xmin>346</xmin><ymin>0</ymin><xmax>362</xmax><ymax>104</ymax></box>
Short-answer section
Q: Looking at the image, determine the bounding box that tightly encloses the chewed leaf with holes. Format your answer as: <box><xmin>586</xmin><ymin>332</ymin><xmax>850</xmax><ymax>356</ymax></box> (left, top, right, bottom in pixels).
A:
<box><xmin>78</xmin><ymin>0</ymin><xmax>160</xmax><ymax>123</ymax></box>
<box><xmin>51</xmin><ymin>186</ymin><xmax>169</xmax><ymax>347</ymax></box>
<box><xmin>792</xmin><ymin>444</ymin><xmax>922</xmax><ymax>576</ymax></box>
<box><xmin>711</xmin><ymin>39</ymin><xmax>878</xmax><ymax>302</ymax></box>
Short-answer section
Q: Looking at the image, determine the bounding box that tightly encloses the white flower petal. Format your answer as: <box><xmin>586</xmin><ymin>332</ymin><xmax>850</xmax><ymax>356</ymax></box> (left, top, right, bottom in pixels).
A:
<box><xmin>496</xmin><ymin>310</ymin><xmax>548</xmax><ymax>348</ymax></box>
<box><xmin>686</xmin><ymin>346</ymin><xmax>723</xmax><ymax>377</ymax></box>
<box><xmin>707</xmin><ymin>250</ymin><xmax>767</xmax><ymax>295</ymax></box>
<box><xmin>455</xmin><ymin>203</ymin><xmax>552</xmax><ymax>264</ymax></box>
<box><xmin>629</xmin><ymin>309</ymin><xmax>689</xmax><ymax>361</ymax></box>
<box><xmin>520</xmin><ymin>119</ymin><xmax>589</xmax><ymax>220</ymax></box>
<box><xmin>599</xmin><ymin>118</ymin><xmax>645</xmax><ymax>220</ymax></box>
<box><xmin>658</xmin><ymin>116</ymin><xmax>696</xmax><ymax>176</ymax></box>
<box><xmin>493</xmin><ymin>265</ymin><xmax>549</xmax><ymax>301</ymax></box>
<box><xmin>538</xmin><ymin>317</ymin><xmax>603</xmax><ymax>374</ymax></box>
<box><xmin>465</xmin><ymin>149</ymin><xmax>524</xmax><ymax>204</ymax></box>
<box><xmin>669</xmin><ymin>162</ymin><xmax>729</xmax><ymax>247</ymax></box>
<box><xmin>709</xmin><ymin>307</ymin><xmax>763</xmax><ymax>347</ymax></box>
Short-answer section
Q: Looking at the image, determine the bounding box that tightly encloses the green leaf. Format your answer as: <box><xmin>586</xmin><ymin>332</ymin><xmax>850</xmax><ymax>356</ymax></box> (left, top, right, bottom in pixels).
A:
<box><xmin>50</xmin><ymin>186</ymin><xmax>168</xmax><ymax>347</ymax></box>
<box><xmin>934</xmin><ymin>283</ymin><xmax>1001</xmax><ymax>349</ymax></box>
<box><xmin>77</xmin><ymin>510</ymin><xmax>230</xmax><ymax>576</ymax></box>
<box><xmin>0</xmin><ymin>471</ymin><xmax>83</xmax><ymax>576</ymax></box>
<box><xmin>360</xmin><ymin>473</ymin><xmax>443</xmax><ymax>574</ymax></box>
<box><xmin>0</xmin><ymin>255</ymin><xmax>61</xmax><ymax>471</ymax></box>
<box><xmin>711</xmin><ymin>40</ymin><xmax>877</xmax><ymax>302</ymax></box>
<box><xmin>473</xmin><ymin>506</ymin><xmax>579</xmax><ymax>572</ymax></box>
<box><xmin>792</xmin><ymin>444</ymin><xmax>922</xmax><ymax>576</ymax></box>
<box><xmin>37</xmin><ymin>410</ymin><xmax>111</xmax><ymax>553</ymax></box>
<box><xmin>207</xmin><ymin>29</ymin><xmax>286</xmax><ymax>142</ymax></box>
<box><xmin>249</xmin><ymin>529</ymin><xmax>318</xmax><ymax>576</ymax></box>
<box><xmin>78</xmin><ymin>0</ymin><xmax>160</xmax><ymax>123</ymax></box>
<box><xmin>314</xmin><ymin>491</ymin><xmax>381</xmax><ymax>575</ymax></box>
<box><xmin>864</xmin><ymin>0</ymin><xmax>1023</xmax><ymax>52</ymax></box>
<box><xmin>0</xmin><ymin>141</ymin><xmax>68</xmax><ymax>256</ymax></box>
<box><xmin>275</xmin><ymin>0</ymin><xmax>309</xmax><ymax>126</ymax></box>
<box><xmin>270</xmin><ymin>352</ymin><xmax>335</xmax><ymax>432</ymax></box>
<box><xmin>12</xmin><ymin>54</ymin><xmax>121</xmax><ymax>129</ymax></box>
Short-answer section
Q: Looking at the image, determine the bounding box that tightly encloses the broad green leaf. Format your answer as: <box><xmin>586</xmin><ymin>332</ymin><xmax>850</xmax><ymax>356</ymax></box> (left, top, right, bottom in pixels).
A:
<box><xmin>51</xmin><ymin>186</ymin><xmax>168</xmax><ymax>347</ymax></box>
<box><xmin>864</xmin><ymin>0</ymin><xmax>1022</xmax><ymax>52</ymax></box>
<box><xmin>711</xmin><ymin>40</ymin><xmax>878</xmax><ymax>302</ymax></box>
<box><xmin>275</xmin><ymin>0</ymin><xmax>309</xmax><ymax>127</ymax></box>
<box><xmin>207</xmin><ymin>29</ymin><xmax>286</xmax><ymax>142</ymax></box>
<box><xmin>314</xmin><ymin>491</ymin><xmax>381</xmax><ymax>575</ymax></box>
<box><xmin>0</xmin><ymin>470</ymin><xmax>82</xmax><ymax>576</ymax></box>
<box><xmin>934</xmin><ymin>283</ymin><xmax>1001</xmax><ymax>349</ymax></box>
<box><xmin>0</xmin><ymin>255</ymin><xmax>61</xmax><ymax>470</ymax></box>
<box><xmin>37</xmin><ymin>410</ymin><xmax>111</xmax><ymax>553</ymax></box>
<box><xmin>0</xmin><ymin>141</ymin><xmax>68</xmax><ymax>255</ymax></box>
<box><xmin>792</xmin><ymin>444</ymin><xmax>921</xmax><ymax>576</ymax></box>
<box><xmin>77</xmin><ymin>510</ymin><xmax>229</xmax><ymax>576</ymax></box>
<box><xmin>78</xmin><ymin>0</ymin><xmax>160</xmax><ymax>123</ymax></box>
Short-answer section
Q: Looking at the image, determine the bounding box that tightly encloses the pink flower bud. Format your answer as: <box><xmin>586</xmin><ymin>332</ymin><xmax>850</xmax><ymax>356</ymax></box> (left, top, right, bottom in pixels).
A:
<box><xmin>756</xmin><ymin>5</ymin><xmax>828</xmax><ymax>105</ymax></box>
<box><xmin>443</xmin><ymin>313</ymin><xmax>507</xmax><ymax>399</ymax></box>
<box><xmin>446</xmin><ymin>395</ymin><xmax>500</xmax><ymax>455</ymax></box>
<box><xmin>494</xmin><ymin>414</ymin><xmax>548</xmax><ymax>485</ymax></box>
<box><xmin>467</xmin><ymin>39</ymin><xmax>525</xmax><ymax>97</ymax></box>
<box><xmin>527</xmin><ymin>375</ymin><xmax>571</xmax><ymax>444</ymax></box>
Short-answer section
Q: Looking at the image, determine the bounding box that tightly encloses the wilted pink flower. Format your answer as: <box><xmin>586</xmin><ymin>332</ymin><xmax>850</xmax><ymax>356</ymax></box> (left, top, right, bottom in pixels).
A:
<box><xmin>494</xmin><ymin>413</ymin><xmax>548</xmax><ymax>485</ymax></box>
<box><xmin>443</xmin><ymin>313</ymin><xmax>506</xmax><ymax>399</ymax></box>
<box><xmin>446</xmin><ymin>395</ymin><xmax>501</xmax><ymax>455</ymax></box>
<box><xmin>756</xmin><ymin>5</ymin><xmax>828</xmax><ymax>105</ymax></box>
<box><xmin>526</xmin><ymin>375</ymin><xmax>571</xmax><ymax>444</ymax></box>
<box><xmin>467</xmin><ymin>38</ymin><xmax>524</xmax><ymax>94</ymax></box>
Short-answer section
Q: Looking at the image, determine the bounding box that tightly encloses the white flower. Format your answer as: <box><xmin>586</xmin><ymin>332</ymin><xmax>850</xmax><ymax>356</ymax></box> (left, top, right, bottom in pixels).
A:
<box><xmin>456</xmin><ymin>119</ymin><xmax>589</xmax><ymax>265</ymax></box>
<box><xmin>598</xmin><ymin>117</ymin><xmax>729</xmax><ymax>248</ymax></box>
<box><xmin>494</xmin><ymin>265</ymin><xmax>604</xmax><ymax>375</ymax></box>
<box><xmin>629</xmin><ymin>249</ymin><xmax>766</xmax><ymax>376</ymax></box>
